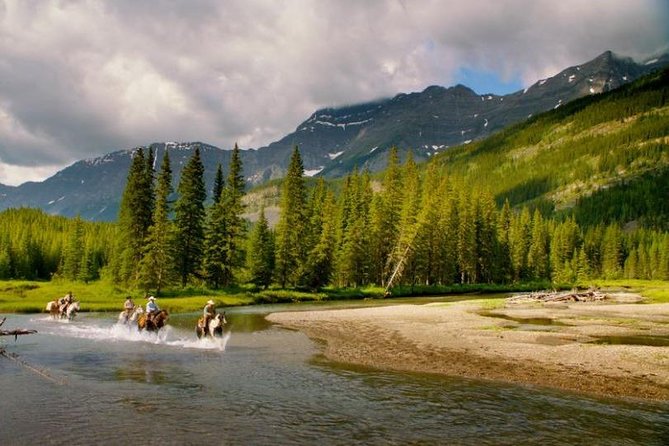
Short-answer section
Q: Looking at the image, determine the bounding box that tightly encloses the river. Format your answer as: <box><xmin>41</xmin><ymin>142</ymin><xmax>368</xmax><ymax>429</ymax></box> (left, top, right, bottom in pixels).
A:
<box><xmin>1</xmin><ymin>300</ymin><xmax>668</xmax><ymax>445</ymax></box>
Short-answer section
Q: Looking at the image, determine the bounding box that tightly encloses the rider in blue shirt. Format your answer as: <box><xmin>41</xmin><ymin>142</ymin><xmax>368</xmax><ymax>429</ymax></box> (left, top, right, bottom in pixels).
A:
<box><xmin>146</xmin><ymin>296</ymin><xmax>159</xmax><ymax>322</ymax></box>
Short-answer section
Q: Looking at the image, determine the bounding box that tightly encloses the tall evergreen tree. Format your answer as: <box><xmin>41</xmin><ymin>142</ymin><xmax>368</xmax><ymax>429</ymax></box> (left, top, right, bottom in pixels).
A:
<box><xmin>203</xmin><ymin>144</ymin><xmax>246</xmax><ymax>287</ymax></box>
<box><xmin>527</xmin><ymin>210</ymin><xmax>550</xmax><ymax>280</ymax></box>
<box><xmin>62</xmin><ymin>216</ymin><xmax>85</xmax><ymax>281</ymax></box>
<box><xmin>275</xmin><ymin>146</ymin><xmax>308</xmax><ymax>287</ymax></box>
<box><xmin>139</xmin><ymin>151</ymin><xmax>175</xmax><ymax>293</ymax></box>
<box><xmin>116</xmin><ymin>147</ymin><xmax>154</xmax><ymax>283</ymax></box>
<box><xmin>246</xmin><ymin>207</ymin><xmax>275</xmax><ymax>288</ymax></box>
<box><xmin>213</xmin><ymin>163</ymin><xmax>224</xmax><ymax>204</ymax></box>
<box><xmin>602</xmin><ymin>224</ymin><xmax>623</xmax><ymax>279</ymax></box>
<box><xmin>174</xmin><ymin>148</ymin><xmax>207</xmax><ymax>286</ymax></box>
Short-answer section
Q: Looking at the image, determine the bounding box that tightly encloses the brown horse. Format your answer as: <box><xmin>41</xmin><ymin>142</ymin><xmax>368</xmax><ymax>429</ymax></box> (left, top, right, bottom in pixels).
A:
<box><xmin>137</xmin><ymin>310</ymin><xmax>169</xmax><ymax>332</ymax></box>
<box><xmin>196</xmin><ymin>312</ymin><xmax>227</xmax><ymax>338</ymax></box>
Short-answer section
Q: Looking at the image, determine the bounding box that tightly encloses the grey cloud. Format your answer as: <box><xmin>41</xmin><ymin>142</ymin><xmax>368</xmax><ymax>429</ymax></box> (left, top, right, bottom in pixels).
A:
<box><xmin>0</xmin><ymin>0</ymin><xmax>667</xmax><ymax>184</ymax></box>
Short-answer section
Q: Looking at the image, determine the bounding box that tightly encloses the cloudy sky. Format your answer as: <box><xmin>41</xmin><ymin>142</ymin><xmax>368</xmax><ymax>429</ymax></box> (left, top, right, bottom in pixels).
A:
<box><xmin>1</xmin><ymin>0</ymin><xmax>668</xmax><ymax>185</ymax></box>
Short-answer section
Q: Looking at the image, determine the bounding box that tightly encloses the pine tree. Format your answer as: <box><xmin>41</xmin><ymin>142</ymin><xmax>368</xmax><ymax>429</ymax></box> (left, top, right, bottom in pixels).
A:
<box><xmin>246</xmin><ymin>207</ymin><xmax>275</xmax><ymax>289</ymax></box>
<box><xmin>394</xmin><ymin>153</ymin><xmax>421</xmax><ymax>286</ymax></box>
<box><xmin>138</xmin><ymin>151</ymin><xmax>175</xmax><ymax>293</ymax></box>
<box><xmin>601</xmin><ymin>224</ymin><xmax>623</xmax><ymax>279</ymax></box>
<box><xmin>62</xmin><ymin>216</ymin><xmax>85</xmax><ymax>280</ymax></box>
<box><xmin>203</xmin><ymin>197</ymin><xmax>227</xmax><ymax>288</ymax></box>
<box><xmin>412</xmin><ymin>161</ymin><xmax>443</xmax><ymax>285</ymax></box>
<box><xmin>508</xmin><ymin>207</ymin><xmax>531</xmax><ymax>282</ymax></box>
<box><xmin>302</xmin><ymin>190</ymin><xmax>337</xmax><ymax>289</ymax></box>
<box><xmin>117</xmin><ymin>148</ymin><xmax>155</xmax><ymax>283</ymax></box>
<box><xmin>366</xmin><ymin>148</ymin><xmax>404</xmax><ymax>285</ymax></box>
<box><xmin>275</xmin><ymin>146</ymin><xmax>308</xmax><ymax>287</ymax></box>
<box><xmin>457</xmin><ymin>189</ymin><xmax>477</xmax><ymax>283</ymax></box>
<box><xmin>474</xmin><ymin>190</ymin><xmax>498</xmax><ymax>283</ymax></box>
<box><xmin>203</xmin><ymin>144</ymin><xmax>246</xmax><ymax>287</ymax></box>
<box><xmin>496</xmin><ymin>199</ymin><xmax>513</xmax><ymax>283</ymax></box>
<box><xmin>174</xmin><ymin>148</ymin><xmax>207</xmax><ymax>286</ymax></box>
<box><xmin>335</xmin><ymin>170</ymin><xmax>372</xmax><ymax>287</ymax></box>
<box><xmin>213</xmin><ymin>163</ymin><xmax>224</xmax><ymax>204</ymax></box>
<box><xmin>527</xmin><ymin>210</ymin><xmax>549</xmax><ymax>280</ymax></box>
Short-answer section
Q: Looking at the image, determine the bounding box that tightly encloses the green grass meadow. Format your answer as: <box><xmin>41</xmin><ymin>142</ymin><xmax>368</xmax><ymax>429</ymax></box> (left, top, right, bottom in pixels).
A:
<box><xmin>1</xmin><ymin>279</ymin><xmax>668</xmax><ymax>314</ymax></box>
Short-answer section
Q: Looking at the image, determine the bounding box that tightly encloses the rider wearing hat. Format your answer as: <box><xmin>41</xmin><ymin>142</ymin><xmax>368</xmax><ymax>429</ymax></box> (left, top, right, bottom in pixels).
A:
<box><xmin>58</xmin><ymin>292</ymin><xmax>74</xmax><ymax>316</ymax></box>
<box><xmin>146</xmin><ymin>296</ymin><xmax>160</xmax><ymax>323</ymax></box>
<box><xmin>123</xmin><ymin>296</ymin><xmax>135</xmax><ymax>318</ymax></box>
<box><xmin>203</xmin><ymin>299</ymin><xmax>216</xmax><ymax>328</ymax></box>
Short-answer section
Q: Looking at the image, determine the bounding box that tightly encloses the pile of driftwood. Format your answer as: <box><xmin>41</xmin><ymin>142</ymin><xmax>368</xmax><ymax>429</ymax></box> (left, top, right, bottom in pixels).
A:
<box><xmin>507</xmin><ymin>289</ymin><xmax>609</xmax><ymax>304</ymax></box>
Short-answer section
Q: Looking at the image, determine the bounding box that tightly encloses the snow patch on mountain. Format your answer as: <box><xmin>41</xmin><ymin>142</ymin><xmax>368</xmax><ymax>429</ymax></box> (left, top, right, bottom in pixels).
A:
<box><xmin>304</xmin><ymin>167</ymin><xmax>324</xmax><ymax>177</ymax></box>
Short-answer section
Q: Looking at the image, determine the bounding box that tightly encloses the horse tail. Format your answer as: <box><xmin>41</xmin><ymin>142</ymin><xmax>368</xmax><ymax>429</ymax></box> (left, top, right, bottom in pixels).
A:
<box><xmin>46</xmin><ymin>301</ymin><xmax>55</xmax><ymax>311</ymax></box>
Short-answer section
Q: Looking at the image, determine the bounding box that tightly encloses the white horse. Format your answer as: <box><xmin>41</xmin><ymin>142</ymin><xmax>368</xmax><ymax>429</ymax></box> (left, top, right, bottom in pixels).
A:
<box><xmin>118</xmin><ymin>306</ymin><xmax>144</xmax><ymax>325</ymax></box>
<box><xmin>64</xmin><ymin>301</ymin><xmax>80</xmax><ymax>320</ymax></box>
<box><xmin>196</xmin><ymin>312</ymin><xmax>227</xmax><ymax>338</ymax></box>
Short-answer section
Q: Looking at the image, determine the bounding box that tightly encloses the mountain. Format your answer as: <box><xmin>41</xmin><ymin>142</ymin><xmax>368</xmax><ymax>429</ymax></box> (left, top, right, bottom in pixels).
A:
<box><xmin>431</xmin><ymin>66</ymin><xmax>669</xmax><ymax>228</ymax></box>
<box><xmin>0</xmin><ymin>183</ymin><xmax>14</xmax><ymax>198</ymax></box>
<box><xmin>0</xmin><ymin>143</ymin><xmax>231</xmax><ymax>220</ymax></box>
<box><xmin>261</xmin><ymin>50</ymin><xmax>669</xmax><ymax>178</ymax></box>
<box><xmin>0</xmin><ymin>50</ymin><xmax>667</xmax><ymax>221</ymax></box>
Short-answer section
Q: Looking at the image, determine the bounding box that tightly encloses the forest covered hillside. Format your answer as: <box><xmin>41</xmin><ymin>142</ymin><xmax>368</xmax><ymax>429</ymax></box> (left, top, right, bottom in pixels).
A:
<box><xmin>431</xmin><ymin>67</ymin><xmax>669</xmax><ymax>229</ymax></box>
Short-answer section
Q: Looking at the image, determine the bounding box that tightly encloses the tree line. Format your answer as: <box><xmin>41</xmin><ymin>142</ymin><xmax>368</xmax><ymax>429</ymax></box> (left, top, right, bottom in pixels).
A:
<box><xmin>1</xmin><ymin>145</ymin><xmax>669</xmax><ymax>289</ymax></box>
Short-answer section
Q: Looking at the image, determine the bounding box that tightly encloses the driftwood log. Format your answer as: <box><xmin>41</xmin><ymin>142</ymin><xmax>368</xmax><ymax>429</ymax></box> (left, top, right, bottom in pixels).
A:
<box><xmin>507</xmin><ymin>288</ymin><xmax>609</xmax><ymax>304</ymax></box>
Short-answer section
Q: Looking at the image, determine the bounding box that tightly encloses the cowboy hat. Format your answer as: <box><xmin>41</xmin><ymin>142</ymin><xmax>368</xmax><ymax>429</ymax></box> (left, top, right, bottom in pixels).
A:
<box><xmin>148</xmin><ymin>296</ymin><xmax>156</xmax><ymax>301</ymax></box>
<box><xmin>206</xmin><ymin>299</ymin><xmax>215</xmax><ymax>305</ymax></box>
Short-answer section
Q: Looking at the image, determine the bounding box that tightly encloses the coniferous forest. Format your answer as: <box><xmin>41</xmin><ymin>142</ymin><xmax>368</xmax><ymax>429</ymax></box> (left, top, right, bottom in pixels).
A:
<box><xmin>0</xmin><ymin>69</ymin><xmax>668</xmax><ymax>293</ymax></box>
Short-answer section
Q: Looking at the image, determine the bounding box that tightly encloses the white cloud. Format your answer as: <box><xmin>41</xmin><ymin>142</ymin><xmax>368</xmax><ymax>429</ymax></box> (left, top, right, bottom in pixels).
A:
<box><xmin>0</xmin><ymin>0</ymin><xmax>667</xmax><ymax>185</ymax></box>
<box><xmin>0</xmin><ymin>160</ymin><xmax>64</xmax><ymax>186</ymax></box>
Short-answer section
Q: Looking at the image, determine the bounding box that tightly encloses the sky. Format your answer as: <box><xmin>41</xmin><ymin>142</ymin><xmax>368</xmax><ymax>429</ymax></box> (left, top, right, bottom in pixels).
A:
<box><xmin>0</xmin><ymin>0</ymin><xmax>668</xmax><ymax>186</ymax></box>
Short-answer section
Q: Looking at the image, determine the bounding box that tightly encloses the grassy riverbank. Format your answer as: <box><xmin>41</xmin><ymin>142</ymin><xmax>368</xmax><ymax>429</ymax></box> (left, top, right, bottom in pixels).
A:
<box><xmin>1</xmin><ymin>279</ymin><xmax>668</xmax><ymax>314</ymax></box>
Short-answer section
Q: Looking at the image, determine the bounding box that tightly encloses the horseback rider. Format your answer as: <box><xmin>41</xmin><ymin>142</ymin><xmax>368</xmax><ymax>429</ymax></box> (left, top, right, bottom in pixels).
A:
<box><xmin>203</xmin><ymin>299</ymin><xmax>216</xmax><ymax>328</ymax></box>
<box><xmin>123</xmin><ymin>296</ymin><xmax>135</xmax><ymax>318</ymax></box>
<box><xmin>146</xmin><ymin>296</ymin><xmax>160</xmax><ymax>323</ymax></box>
<box><xmin>58</xmin><ymin>292</ymin><xmax>74</xmax><ymax>315</ymax></box>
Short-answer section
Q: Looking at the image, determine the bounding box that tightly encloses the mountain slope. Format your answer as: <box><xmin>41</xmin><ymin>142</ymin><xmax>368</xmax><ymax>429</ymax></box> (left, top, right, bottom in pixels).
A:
<box><xmin>270</xmin><ymin>50</ymin><xmax>669</xmax><ymax>178</ymax></box>
<box><xmin>432</xmin><ymin>67</ymin><xmax>669</xmax><ymax>228</ymax></box>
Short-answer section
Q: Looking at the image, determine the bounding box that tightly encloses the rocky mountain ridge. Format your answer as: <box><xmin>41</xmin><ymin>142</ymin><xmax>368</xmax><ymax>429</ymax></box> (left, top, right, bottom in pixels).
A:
<box><xmin>0</xmin><ymin>50</ymin><xmax>667</xmax><ymax>220</ymax></box>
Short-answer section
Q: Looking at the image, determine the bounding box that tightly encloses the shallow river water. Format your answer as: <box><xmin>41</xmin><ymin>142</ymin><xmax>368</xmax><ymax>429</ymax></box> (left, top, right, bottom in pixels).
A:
<box><xmin>1</xmin><ymin>300</ymin><xmax>668</xmax><ymax>445</ymax></box>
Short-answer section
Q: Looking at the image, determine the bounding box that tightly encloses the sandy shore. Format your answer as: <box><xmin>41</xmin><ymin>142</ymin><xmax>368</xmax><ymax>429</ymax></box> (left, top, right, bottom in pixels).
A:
<box><xmin>267</xmin><ymin>296</ymin><xmax>669</xmax><ymax>401</ymax></box>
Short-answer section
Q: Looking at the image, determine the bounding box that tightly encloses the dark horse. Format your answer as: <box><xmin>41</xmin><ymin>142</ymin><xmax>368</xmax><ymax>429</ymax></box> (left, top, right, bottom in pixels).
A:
<box><xmin>196</xmin><ymin>312</ymin><xmax>227</xmax><ymax>338</ymax></box>
<box><xmin>137</xmin><ymin>310</ymin><xmax>169</xmax><ymax>332</ymax></box>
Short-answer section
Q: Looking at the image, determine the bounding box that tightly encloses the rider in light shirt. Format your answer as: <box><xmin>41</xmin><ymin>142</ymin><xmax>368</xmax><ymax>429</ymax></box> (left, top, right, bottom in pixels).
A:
<box><xmin>146</xmin><ymin>296</ymin><xmax>159</xmax><ymax>322</ymax></box>
<box><xmin>203</xmin><ymin>299</ymin><xmax>216</xmax><ymax>328</ymax></box>
<box><xmin>123</xmin><ymin>296</ymin><xmax>135</xmax><ymax>317</ymax></box>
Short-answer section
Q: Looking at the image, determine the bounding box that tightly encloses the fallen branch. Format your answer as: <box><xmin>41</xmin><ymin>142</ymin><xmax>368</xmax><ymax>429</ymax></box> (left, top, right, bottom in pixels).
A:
<box><xmin>0</xmin><ymin>317</ymin><xmax>38</xmax><ymax>340</ymax></box>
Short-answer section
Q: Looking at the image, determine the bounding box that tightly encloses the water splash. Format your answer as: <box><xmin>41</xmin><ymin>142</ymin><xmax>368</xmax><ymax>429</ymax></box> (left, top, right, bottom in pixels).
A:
<box><xmin>34</xmin><ymin>317</ymin><xmax>230</xmax><ymax>351</ymax></box>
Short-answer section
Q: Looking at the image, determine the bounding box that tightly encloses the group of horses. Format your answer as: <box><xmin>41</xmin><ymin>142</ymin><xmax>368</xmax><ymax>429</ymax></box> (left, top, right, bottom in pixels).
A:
<box><xmin>45</xmin><ymin>300</ymin><xmax>80</xmax><ymax>320</ymax></box>
<box><xmin>117</xmin><ymin>306</ymin><xmax>170</xmax><ymax>332</ymax></box>
<box><xmin>45</xmin><ymin>299</ymin><xmax>227</xmax><ymax>338</ymax></box>
<box><xmin>118</xmin><ymin>306</ymin><xmax>227</xmax><ymax>338</ymax></box>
